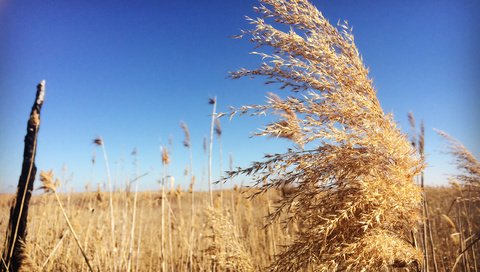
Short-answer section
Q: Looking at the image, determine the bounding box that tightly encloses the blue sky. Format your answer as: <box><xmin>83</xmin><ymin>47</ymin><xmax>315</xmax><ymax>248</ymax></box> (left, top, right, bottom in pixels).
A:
<box><xmin>0</xmin><ymin>0</ymin><xmax>478</xmax><ymax>193</ymax></box>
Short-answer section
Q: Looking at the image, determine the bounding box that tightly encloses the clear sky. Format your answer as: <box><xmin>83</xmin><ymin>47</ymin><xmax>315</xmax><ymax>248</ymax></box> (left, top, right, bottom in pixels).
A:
<box><xmin>1</xmin><ymin>0</ymin><xmax>478</xmax><ymax>193</ymax></box>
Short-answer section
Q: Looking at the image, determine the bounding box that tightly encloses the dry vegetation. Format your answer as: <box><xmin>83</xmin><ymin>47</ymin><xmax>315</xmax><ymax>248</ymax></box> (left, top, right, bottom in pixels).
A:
<box><xmin>0</xmin><ymin>187</ymin><xmax>478</xmax><ymax>271</ymax></box>
<box><xmin>0</xmin><ymin>189</ymin><xmax>289</xmax><ymax>271</ymax></box>
<box><xmin>1</xmin><ymin>0</ymin><xmax>478</xmax><ymax>271</ymax></box>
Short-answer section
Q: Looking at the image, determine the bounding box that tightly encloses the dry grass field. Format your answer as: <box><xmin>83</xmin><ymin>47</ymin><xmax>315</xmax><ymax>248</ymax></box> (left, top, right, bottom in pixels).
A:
<box><xmin>1</xmin><ymin>0</ymin><xmax>478</xmax><ymax>271</ymax></box>
<box><xmin>0</xmin><ymin>186</ymin><xmax>478</xmax><ymax>271</ymax></box>
<box><xmin>0</xmin><ymin>188</ymin><xmax>288</xmax><ymax>271</ymax></box>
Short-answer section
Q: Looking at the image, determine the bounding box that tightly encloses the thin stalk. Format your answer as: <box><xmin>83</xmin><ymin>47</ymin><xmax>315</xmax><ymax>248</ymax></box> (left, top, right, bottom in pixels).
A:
<box><xmin>215</xmin><ymin>117</ymin><xmax>223</xmax><ymax>203</ymax></box>
<box><xmin>218</xmin><ymin>135</ymin><xmax>223</xmax><ymax>203</ymax></box>
<box><xmin>457</xmin><ymin>205</ymin><xmax>468</xmax><ymax>271</ymax></box>
<box><xmin>425</xmin><ymin>199</ymin><xmax>438</xmax><ymax>271</ymax></box>
<box><xmin>410</xmin><ymin>230</ymin><xmax>420</xmax><ymax>272</ymax></box>
<box><xmin>421</xmin><ymin>179</ymin><xmax>429</xmax><ymax>272</ymax></box>
<box><xmin>229</xmin><ymin>154</ymin><xmax>236</xmax><ymax>226</ymax></box>
<box><xmin>188</xmin><ymin>148</ymin><xmax>194</xmax><ymax>272</ymax></box>
<box><xmin>167</xmin><ymin>198</ymin><xmax>173</xmax><ymax>272</ymax></box>
<box><xmin>418</xmin><ymin>120</ymin><xmax>429</xmax><ymax>272</ymax></box>
<box><xmin>41</xmin><ymin>230</ymin><xmax>68</xmax><ymax>270</ymax></box>
<box><xmin>1</xmin><ymin>257</ymin><xmax>7</xmax><ymax>271</ymax></box>
<box><xmin>160</xmin><ymin>145</ymin><xmax>168</xmax><ymax>272</ymax></box>
<box><xmin>99</xmin><ymin>140</ymin><xmax>117</xmax><ymax>271</ymax></box>
<box><xmin>161</xmin><ymin>182</ymin><xmax>166</xmax><ymax>272</ymax></box>
<box><xmin>127</xmin><ymin>172</ymin><xmax>148</xmax><ymax>272</ymax></box>
<box><xmin>54</xmin><ymin>192</ymin><xmax>94</xmax><ymax>272</ymax></box>
<box><xmin>208</xmin><ymin>97</ymin><xmax>217</xmax><ymax>206</ymax></box>
<box><xmin>119</xmin><ymin>187</ymin><xmax>128</xmax><ymax>269</ymax></box>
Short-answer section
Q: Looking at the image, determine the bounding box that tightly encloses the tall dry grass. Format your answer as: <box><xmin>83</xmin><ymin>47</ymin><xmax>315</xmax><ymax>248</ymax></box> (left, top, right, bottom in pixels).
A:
<box><xmin>1</xmin><ymin>1</ymin><xmax>477</xmax><ymax>272</ymax></box>
<box><xmin>434</xmin><ymin>130</ymin><xmax>479</xmax><ymax>271</ymax></box>
<box><xmin>0</xmin><ymin>186</ymin><xmax>476</xmax><ymax>271</ymax></box>
<box><xmin>225</xmin><ymin>0</ymin><xmax>424</xmax><ymax>270</ymax></box>
<box><xmin>0</xmin><ymin>188</ymin><xmax>292</xmax><ymax>271</ymax></box>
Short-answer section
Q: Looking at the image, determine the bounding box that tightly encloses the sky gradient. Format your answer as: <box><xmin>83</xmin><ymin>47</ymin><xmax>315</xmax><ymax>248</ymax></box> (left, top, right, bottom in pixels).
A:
<box><xmin>1</xmin><ymin>0</ymin><xmax>479</xmax><ymax>193</ymax></box>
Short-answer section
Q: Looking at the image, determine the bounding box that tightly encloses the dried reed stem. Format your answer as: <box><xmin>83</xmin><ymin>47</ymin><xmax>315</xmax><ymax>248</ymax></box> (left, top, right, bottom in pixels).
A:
<box><xmin>127</xmin><ymin>170</ymin><xmax>148</xmax><ymax>272</ymax></box>
<box><xmin>208</xmin><ymin>97</ymin><xmax>217</xmax><ymax>206</ymax></box>
<box><xmin>95</xmin><ymin>137</ymin><xmax>117</xmax><ymax>271</ymax></box>
<box><xmin>160</xmin><ymin>145</ymin><xmax>170</xmax><ymax>271</ymax></box>
<box><xmin>426</xmin><ymin>199</ymin><xmax>439</xmax><ymax>271</ymax></box>
<box><xmin>41</xmin><ymin>230</ymin><xmax>68</xmax><ymax>269</ymax></box>
<box><xmin>181</xmin><ymin>121</ymin><xmax>196</xmax><ymax>271</ymax></box>
<box><xmin>215</xmin><ymin>117</ymin><xmax>224</xmax><ymax>202</ymax></box>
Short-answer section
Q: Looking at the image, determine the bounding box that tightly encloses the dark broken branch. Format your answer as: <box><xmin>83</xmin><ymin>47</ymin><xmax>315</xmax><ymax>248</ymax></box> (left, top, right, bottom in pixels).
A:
<box><xmin>2</xmin><ymin>80</ymin><xmax>46</xmax><ymax>272</ymax></box>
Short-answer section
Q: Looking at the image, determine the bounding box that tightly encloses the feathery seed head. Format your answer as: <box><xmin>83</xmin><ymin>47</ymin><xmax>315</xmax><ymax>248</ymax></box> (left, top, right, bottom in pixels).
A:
<box><xmin>214</xmin><ymin>118</ymin><xmax>222</xmax><ymax>137</ymax></box>
<box><xmin>227</xmin><ymin>0</ymin><xmax>425</xmax><ymax>270</ymax></box>
<box><xmin>180</xmin><ymin>121</ymin><xmax>191</xmax><ymax>148</ymax></box>
<box><xmin>161</xmin><ymin>146</ymin><xmax>170</xmax><ymax>165</ymax></box>
<box><xmin>39</xmin><ymin>170</ymin><xmax>59</xmax><ymax>193</ymax></box>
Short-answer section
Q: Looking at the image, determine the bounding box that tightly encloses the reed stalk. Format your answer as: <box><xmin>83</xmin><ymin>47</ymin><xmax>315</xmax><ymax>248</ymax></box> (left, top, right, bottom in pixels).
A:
<box><xmin>127</xmin><ymin>171</ymin><xmax>148</xmax><ymax>272</ymax></box>
<box><xmin>180</xmin><ymin>121</ymin><xmax>196</xmax><ymax>271</ymax></box>
<box><xmin>215</xmin><ymin>118</ymin><xmax>224</xmax><ymax>202</ymax></box>
<box><xmin>94</xmin><ymin>137</ymin><xmax>117</xmax><ymax>271</ymax></box>
<box><xmin>160</xmin><ymin>145</ymin><xmax>170</xmax><ymax>271</ymax></box>
<box><xmin>208</xmin><ymin>97</ymin><xmax>217</xmax><ymax>206</ymax></box>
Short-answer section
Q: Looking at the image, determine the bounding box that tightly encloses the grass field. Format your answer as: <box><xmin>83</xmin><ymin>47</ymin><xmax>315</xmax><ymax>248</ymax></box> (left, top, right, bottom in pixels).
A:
<box><xmin>2</xmin><ymin>0</ymin><xmax>478</xmax><ymax>271</ymax></box>
<box><xmin>0</xmin><ymin>186</ymin><xmax>478</xmax><ymax>271</ymax></box>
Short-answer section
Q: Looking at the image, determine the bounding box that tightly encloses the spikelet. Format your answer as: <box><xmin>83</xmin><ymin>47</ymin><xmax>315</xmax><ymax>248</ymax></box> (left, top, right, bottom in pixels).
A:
<box><xmin>96</xmin><ymin>184</ymin><xmax>103</xmax><ymax>202</ymax></box>
<box><xmin>262</xmin><ymin>93</ymin><xmax>303</xmax><ymax>147</ymax></box>
<box><xmin>214</xmin><ymin>118</ymin><xmax>222</xmax><ymax>137</ymax></box>
<box><xmin>180</xmin><ymin>121</ymin><xmax>191</xmax><ymax>148</ymax></box>
<box><xmin>161</xmin><ymin>146</ymin><xmax>170</xmax><ymax>165</ymax></box>
<box><xmin>342</xmin><ymin>230</ymin><xmax>423</xmax><ymax>270</ymax></box>
<box><xmin>175</xmin><ymin>185</ymin><xmax>183</xmax><ymax>198</ymax></box>
<box><xmin>39</xmin><ymin>170</ymin><xmax>60</xmax><ymax>193</ymax></box>
<box><xmin>189</xmin><ymin>176</ymin><xmax>196</xmax><ymax>193</ymax></box>
<box><xmin>441</xmin><ymin>214</ymin><xmax>457</xmax><ymax>231</ymax></box>
<box><xmin>441</xmin><ymin>214</ymin><xmax>460</xmax><ymax>246</ymax></box>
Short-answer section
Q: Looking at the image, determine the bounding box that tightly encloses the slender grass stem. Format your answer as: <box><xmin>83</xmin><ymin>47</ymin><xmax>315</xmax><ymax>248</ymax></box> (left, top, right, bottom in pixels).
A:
<box><xmin>53</xmin><ymin>192</ymin><xmax>94</xmax><ymax>272</ymax></box>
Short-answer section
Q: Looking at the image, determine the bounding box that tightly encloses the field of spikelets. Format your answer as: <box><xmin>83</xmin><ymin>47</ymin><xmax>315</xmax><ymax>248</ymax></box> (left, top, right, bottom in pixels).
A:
<box><xmin>1</xmin><ymin>0</ymin><xmax>478</xmax><ymax>271</ymax></box>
